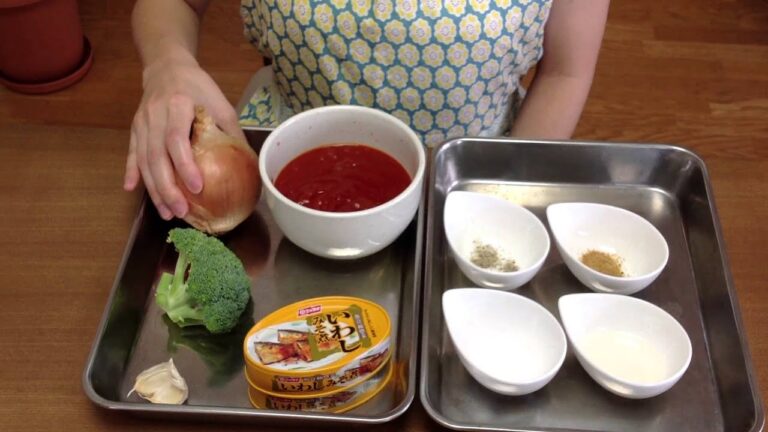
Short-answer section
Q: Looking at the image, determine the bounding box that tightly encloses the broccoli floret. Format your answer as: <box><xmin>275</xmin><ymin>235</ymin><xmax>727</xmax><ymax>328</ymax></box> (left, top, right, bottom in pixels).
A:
<box><xmin>155</xmin><ymin>228</ymin><xmax>251</xmax><ymax>334</ymax></box>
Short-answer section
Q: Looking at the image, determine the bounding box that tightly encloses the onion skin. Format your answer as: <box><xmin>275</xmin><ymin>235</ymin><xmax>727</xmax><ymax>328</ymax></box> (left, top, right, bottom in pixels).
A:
<box><xmin>179</xmin><ymin>107</ymin><xmax>261</xmax><ymax>235</ymax></box>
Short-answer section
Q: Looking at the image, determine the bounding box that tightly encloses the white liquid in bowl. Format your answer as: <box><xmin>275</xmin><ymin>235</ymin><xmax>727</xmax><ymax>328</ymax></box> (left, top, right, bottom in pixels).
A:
<box><xmin>581</xmin><ymin>328</ymin><xmax>669</xmax><ymax>384</ymax></box>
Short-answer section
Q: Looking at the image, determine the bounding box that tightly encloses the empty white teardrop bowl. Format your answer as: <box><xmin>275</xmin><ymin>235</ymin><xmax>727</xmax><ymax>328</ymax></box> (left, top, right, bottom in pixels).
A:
<box><xmin>444</xmin><ymin>191</ymin><xmax>550</xmax><ymax>290</ymax></box>
<box><xmin>558</xmin><ymin>293</ymin><xmax>692</xmax><ymax>399</ymax></box>
<box><xmin>546</xmin><ymin>202</ymin><xmax>669</xmax><ymax>295</ymax></box>
<box><xmin>443</xmin><ymin>288</ymin><xmax>567</xmax><ymax>395</ymax></box>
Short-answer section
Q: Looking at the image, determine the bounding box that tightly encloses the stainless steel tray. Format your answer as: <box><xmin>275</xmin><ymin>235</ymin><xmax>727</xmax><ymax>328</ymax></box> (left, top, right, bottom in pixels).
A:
<box><xmin>82</xmin><ymin>129</ymin><xmax>422</xmax><ymax>425</ymax></box>
<box><xmin>420</xmin><ymin>138</ymin><xmax>764</xmax><ymax>432</ymax></box>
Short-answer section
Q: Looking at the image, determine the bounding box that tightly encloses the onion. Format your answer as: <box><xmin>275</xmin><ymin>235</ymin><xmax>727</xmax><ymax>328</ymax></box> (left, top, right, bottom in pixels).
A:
<box><xmin>179</xmin><ymin>106</ymin><xmax>261</xmax><ymax>235</ymax></box>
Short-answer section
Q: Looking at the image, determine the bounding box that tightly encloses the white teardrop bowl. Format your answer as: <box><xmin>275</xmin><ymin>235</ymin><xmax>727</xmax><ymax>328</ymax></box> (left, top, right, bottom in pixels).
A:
<box><xmin>558</xmin><ymin>293</ymin><xmax>692</xmax><ymax>399</ymax></box>
<box><xmin>443</xmin><ymin>288</ymin><xmax>567</xmax><ymax>395</ymax></box>
<box><xmin>444</xmin><ymin>191</ymin><xmax>550</xmax><ymax>290</ymax></box>
<box><xmin>546</xmin><ymin>202</ymin><xmax>669</xmax><ymax>295</ymax></box>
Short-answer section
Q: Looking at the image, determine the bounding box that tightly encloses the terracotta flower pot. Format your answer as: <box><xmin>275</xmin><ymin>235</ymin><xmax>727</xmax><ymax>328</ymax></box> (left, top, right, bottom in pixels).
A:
<box><xmin>0</xmin><ymin>0</ymin><xmax>93</xmax><ymax>93</ymax></box>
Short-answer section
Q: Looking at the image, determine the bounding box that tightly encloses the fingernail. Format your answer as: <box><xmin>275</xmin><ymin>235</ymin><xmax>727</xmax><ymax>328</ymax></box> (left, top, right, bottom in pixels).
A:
<box><xmin>188</xmin><ymin>178</ymin><xmax>203</xmax><ymax>194</ymax></box>
<box><xmin>172</xmin><ymin>201</ymin><xmax>188</xmax><ymax>218</ymax></box>
<box><xmin>123</xmin><ymin>175</ymin><xmax>136</xmax><ymax>191</ymax></box>
<box><xmin>158</xmin><ymin>204</ymin><xmax>173</xmax><ymax>220</ymax></box>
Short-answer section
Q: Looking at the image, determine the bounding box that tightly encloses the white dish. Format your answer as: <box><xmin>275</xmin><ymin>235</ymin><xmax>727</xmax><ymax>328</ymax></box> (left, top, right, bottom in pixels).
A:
<box><xmin>443</xmin><ymin>288</ymin><xmax>567</xmax><ymax>395</ymax></box>
<box><xmin>546</xmin><ymin>202</ymin><xmax>669</xmax><ymax>295</ymax></box>
<box><xmin>443</xmin><ymin>191</ymin><xmax>550</xmax><ymax>290</ymax></box>
<box><xmin>259</xmin><ymin>105</ymin><xmax>425</xmax><ymax>260</ymax></box>
<box><xmin>558</xmin><ymin>293</ymin><xmax>692</xmax><ymax>399</ymax></box>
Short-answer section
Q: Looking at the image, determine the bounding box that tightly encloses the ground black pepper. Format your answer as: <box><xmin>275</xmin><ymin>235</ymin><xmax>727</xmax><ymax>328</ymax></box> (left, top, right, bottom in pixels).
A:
<box><xmin>470</xmin><ymin>241</ymin><xmax>519</xmax><ymax>272</ymax></box>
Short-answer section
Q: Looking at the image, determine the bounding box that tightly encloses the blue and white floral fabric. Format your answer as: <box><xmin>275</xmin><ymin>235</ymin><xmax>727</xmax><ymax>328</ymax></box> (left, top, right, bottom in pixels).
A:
<box><xmin>240</xmin><ymin>0</ymin><xmax>551</xmax><ymax>146</ymax></box>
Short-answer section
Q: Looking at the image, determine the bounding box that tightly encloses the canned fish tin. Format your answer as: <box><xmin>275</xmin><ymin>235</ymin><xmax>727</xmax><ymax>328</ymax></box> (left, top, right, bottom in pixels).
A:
<box><xmin>247</xmin><ymin>359</ymin><xmax>393</xmax><ymax>413</ymax></box>
<box><xmin>243</xmin><ymin>296</ymin><xmax>391</xmax><ymax>396</ymax></box>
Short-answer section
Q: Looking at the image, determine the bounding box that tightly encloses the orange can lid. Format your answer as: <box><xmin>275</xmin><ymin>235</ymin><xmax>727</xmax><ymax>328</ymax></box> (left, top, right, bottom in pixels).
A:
<box><xmin>243</xmin><ymin>296</ymin><xmax>391</xmax><ymax>377</ymax></box>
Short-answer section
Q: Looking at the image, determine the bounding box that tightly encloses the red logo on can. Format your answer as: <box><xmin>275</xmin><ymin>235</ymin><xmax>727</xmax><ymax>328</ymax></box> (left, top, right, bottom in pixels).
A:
<box><xmin>298</xmin><ymin>305</ymin><xmax>322</xmax><ymax>317</ymax></box>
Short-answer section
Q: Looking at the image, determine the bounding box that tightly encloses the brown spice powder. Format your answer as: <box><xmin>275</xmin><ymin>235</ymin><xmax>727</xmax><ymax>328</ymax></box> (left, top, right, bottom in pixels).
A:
<box><xmin>580</xmin><ymin>250</ymin><xmax>625</xmax><ymax>277</ymax></box>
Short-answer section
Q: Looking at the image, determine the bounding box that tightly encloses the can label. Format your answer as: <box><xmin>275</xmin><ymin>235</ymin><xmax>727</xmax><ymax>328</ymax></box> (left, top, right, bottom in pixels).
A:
<box><xmin>249</xmin><ymin>361</ymin><xmax>393</xmax><ymax>413</ymax></box>
<box><xmin>244</xmin><ymin>296</ymin><xmax>392</xmax><ymax>396</ymax></box>
<box><xmin>270</xmin><ymin>341</ymin><xmax>389</xmax><ymax>392</ymax></box>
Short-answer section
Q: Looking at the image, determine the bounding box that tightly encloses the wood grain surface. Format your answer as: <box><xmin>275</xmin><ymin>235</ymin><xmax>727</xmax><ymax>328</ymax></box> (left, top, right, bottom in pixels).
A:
<box><xmin>1</xmin><ymin>0</ymin><xmax>766</xmax><ymax>431</ymax></box>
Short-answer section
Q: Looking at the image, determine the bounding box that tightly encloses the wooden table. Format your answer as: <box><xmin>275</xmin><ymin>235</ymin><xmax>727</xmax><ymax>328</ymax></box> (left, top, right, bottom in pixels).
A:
<box><xmin>1</xmin><ymin>0</ymin><xmax>766</xmax><ymax>431</ymax></box>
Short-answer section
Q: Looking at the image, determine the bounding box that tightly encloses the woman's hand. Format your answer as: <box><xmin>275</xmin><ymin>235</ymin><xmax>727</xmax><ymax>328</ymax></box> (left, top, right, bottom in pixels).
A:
<box><xmin>124</xmin><ymin>52</ymin><xmax>244</xmax><ymax>221</ymax></box>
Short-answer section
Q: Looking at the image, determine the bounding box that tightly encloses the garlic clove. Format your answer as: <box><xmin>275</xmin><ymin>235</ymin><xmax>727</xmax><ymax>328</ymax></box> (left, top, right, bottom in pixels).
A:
<box><xmin>127</xmin><ymin>358</ymin><xmax>188</xmax><ymax>405</ymax></box>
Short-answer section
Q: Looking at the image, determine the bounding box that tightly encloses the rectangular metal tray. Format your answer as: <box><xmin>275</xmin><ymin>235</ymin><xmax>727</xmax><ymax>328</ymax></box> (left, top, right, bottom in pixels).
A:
<box><xmin>82</xmin><ymin>129</ymin><xmax>422</xmax><ymax>426</ymax></box>
<box><xmin>420</xmin><ymin>138</ymin><xmax>764</xmax><ymax>432</ymax></box>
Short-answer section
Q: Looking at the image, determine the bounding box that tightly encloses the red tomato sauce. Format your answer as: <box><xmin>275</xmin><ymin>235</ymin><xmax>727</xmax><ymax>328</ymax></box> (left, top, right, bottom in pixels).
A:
<box><xmin>275</xmin><ymin>144</ymin><xmax>412</xmax><ymax>212</ymax></box>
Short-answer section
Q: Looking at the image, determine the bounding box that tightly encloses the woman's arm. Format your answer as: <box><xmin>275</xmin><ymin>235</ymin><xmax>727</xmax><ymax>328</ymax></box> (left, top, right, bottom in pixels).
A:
<box><xmin>126</xmin><ymin>0</ymin><xmax>243</xmax><ymax>221</ymax></box>
<box><xmin>132</xmin><ymin>0</ymin><xmax>208</xmax><ymax>71</ymax></box>
<box><xmin>510</xmin><ymin>0</ymin><xmax>610</xmax><ymax>139</ymax></box>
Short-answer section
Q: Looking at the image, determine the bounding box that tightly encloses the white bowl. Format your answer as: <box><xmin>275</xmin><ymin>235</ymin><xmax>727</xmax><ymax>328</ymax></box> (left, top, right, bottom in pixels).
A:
<box><xmin>259</xmin><ymin>105</ymin><xmax>425</xmax><ymax>260</ymax></box>
<box><xmin>443</xmin><ymin>288</ymin><xmax>567</xmax><ymax>395</ymax></box>
<box><xmin>558</xmin><ymin>293</ymin><xmax>692</xmax><ymax>399</ymax></box>
<box><xmin>443</xmin><ymin>191</ymin><xmax>550</xmax><ymax>290</ymax></box>
<box><xmin>546</xmin><ymin>202</ymin><xmax>669</xmax><ymax>295</ymax></box>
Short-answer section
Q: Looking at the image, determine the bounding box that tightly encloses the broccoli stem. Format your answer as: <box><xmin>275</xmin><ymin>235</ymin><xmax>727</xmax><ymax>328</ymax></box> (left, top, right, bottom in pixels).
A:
<box><xmin>157</xmin><ymin>253</ymin><xmax>204</xmax><ymax>327</ymax></box>
<box><xmin>167</xmin><ymin>304</ymin><xmax>205</xmax><ymax>327</ymax></box>
<box><xmin>168</xmin><ymin>252</ymin><xmax>190</xmax><ymax>308</ymax></box>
